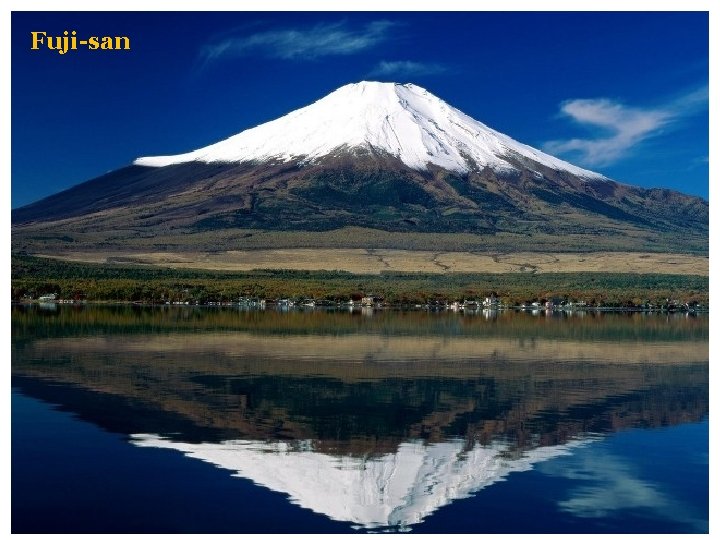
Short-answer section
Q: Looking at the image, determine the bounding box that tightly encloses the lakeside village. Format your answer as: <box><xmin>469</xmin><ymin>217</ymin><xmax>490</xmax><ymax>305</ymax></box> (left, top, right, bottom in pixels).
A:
<box><xmin>30</xmin><ymin>293</ymin><xmax>706</xmax><ymax>313</ymax></box>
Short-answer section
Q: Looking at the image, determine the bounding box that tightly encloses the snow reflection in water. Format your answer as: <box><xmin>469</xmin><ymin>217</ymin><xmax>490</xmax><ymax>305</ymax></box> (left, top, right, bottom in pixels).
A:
<box><xmin>131</xmin><ymin>434</ymin><xmax>593</xmax><ymax>530</ymax></box>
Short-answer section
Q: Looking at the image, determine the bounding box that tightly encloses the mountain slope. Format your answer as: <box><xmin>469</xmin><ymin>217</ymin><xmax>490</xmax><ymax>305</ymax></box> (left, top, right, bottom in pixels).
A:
<box><xmin>133</xmin><ymin>82</ymin><xmax>606</xmax><ymax>181</ymax></box>
<box><xmin>12</xmin><ymin>82</ymin><xmax>708</xmax><ymax>256</ymax></box>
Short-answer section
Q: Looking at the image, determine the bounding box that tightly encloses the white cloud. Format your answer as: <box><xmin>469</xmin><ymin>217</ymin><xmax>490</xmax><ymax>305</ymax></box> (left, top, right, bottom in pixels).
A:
<box><xmin>553</xmin><ymin>454</ymin><xmax>667</xmax><ymax>518</ymax></box>
<box><xmin>368</xmin><ymin>60</ymin><xmax>447</xmax><ymax>78</ymax></box>
<box><xmin>201</xmin><ymin>21</ymin><xmax>396</xmax><ymax>62</ymax></box>
<box><xmin>539</xmin><ymin>449</ymin><xmax>707</xmax><ymax>532</ymax></box>
<box><xmin>544</xmin><ymin>86</ymin><xmax>708</xmax><ymax>167</ymax></box>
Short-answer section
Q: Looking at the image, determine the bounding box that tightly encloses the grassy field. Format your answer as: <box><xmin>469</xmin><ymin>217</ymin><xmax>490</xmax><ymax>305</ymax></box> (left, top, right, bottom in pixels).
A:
<box><xmin>11</xmin><ymin>255</ymin><xmax>709</xmax><ymax>306</ymax></box>
<box><xmin>37</xmin><ymin>248</ymin><xmax>708</xmax><ymax>276</ymax></box>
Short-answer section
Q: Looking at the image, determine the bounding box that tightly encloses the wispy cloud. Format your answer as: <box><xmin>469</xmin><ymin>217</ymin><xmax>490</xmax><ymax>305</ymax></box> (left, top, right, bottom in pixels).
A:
<box><xmin>201</xmin><ymin>20</ymin><xmax>396</xmax><ymax>63</ymax></box>
<box><xmin>540</xmin><ymin>448</ymin><xmax>707</xmax><ymax>531</ymax></box>
<box><xmin>368</xmin><ymin>60</ymin><xmax>447</xmax><ymax>78</ymax></box>
<box><xmin>544</xmin><ymin>86</ymin><xmax>708</xmax><ymax>167</ymax></box>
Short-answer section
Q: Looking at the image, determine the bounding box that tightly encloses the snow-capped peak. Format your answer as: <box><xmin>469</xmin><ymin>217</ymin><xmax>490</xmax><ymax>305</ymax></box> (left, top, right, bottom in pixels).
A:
<box><xmin>134</xmin><ymin>81</ymin><xmax>605</xmax><ymax>180</ymax></box>
<box><xmin>131</xmin><ymin>434</ymin><xmax>592</xmax><ymax>530</ymax></box>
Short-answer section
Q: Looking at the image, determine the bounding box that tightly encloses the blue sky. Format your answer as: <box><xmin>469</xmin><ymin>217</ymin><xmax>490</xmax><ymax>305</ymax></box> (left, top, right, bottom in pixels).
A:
<box><xmin>11</xmin><ymin>11</ymin><xmax>709</xmax><ymax>207</ymax></box>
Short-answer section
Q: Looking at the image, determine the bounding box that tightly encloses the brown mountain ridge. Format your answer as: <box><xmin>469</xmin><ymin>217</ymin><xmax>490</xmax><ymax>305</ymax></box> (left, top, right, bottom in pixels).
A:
<box><xmin>12</xmin><ymin>152</ymin><xmax>708</xmax><ymax>256</ymax></box>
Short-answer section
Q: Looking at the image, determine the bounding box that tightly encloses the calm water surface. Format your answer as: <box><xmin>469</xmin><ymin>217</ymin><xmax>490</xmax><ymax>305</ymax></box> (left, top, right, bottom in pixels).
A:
<box><xmin>11</xmin><ymin>305</ymin><xmax>708</xmax><ymax>533</ymax></box>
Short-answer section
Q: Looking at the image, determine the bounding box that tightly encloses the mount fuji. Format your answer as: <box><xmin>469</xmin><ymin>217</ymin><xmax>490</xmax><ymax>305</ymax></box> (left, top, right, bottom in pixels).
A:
<box><xmin>134</xmin><ymin>82</ymin><xmax>605</xmax><ymax>180</ymax></box>
<box><xmin>12</xmin><ymin>81</ymin><xmax>707</xmax><ymax>255</ymax></box>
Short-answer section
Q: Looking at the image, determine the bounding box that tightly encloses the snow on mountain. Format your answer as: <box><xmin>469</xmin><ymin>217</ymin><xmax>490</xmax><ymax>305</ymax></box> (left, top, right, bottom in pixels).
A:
<box><xmin>134</xmin><ymin>81</ymin><xmax>606</xmax><ymax>180</ymax></box>
<box><xmin>130</xmin><ymin>434</ymin><xmax>593</xmax><ymax>530</ymax></box>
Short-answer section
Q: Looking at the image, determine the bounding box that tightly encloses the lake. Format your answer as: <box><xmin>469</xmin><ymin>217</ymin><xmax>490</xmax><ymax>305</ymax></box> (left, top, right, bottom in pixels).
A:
<box><xmin>11</xmin><ymin>305</ymin><xmax>708</xmax><ymax>533</ymax></box>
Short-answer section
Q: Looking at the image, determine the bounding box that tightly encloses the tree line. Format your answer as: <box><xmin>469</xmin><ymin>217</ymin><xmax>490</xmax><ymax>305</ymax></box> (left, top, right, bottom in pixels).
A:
<box><xmin>11</xmin><ymin>255</ymin><xmax>708</xmax><ymax>307</ymax></box>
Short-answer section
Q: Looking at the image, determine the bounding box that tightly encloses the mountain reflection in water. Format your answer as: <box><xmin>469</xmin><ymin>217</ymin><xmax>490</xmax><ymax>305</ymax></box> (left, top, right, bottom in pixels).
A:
<box><xmin>12</xmin><ymin>306</ymin><xmax>708</xmax><ymax>531</ymax></box>
<box><xmin>131</xmin><ymin>435</ymin><xmax>590</xmax><ymax>530</ymax></box>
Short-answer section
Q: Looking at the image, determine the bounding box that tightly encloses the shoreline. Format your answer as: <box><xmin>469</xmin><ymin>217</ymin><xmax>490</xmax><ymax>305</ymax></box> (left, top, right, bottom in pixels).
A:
<box><xmin>12</xmin><ymin>255</ymin><xmax>708</xmax><ymax>310</ymax></box>
<box><xmin>13</xmin><ymin>300</ymin><xmax>708</xmax><ymax>314</ymax></box>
